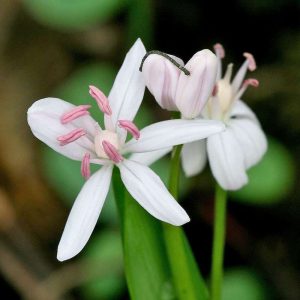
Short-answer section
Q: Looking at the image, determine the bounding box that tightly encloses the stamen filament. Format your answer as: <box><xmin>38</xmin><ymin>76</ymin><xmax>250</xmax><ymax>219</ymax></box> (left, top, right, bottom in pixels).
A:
<box><xmin>89</xmin><ymin>85</ymin><xmax>112</xmax><ymax>116</ymax></box>
<box><xmin>102</xmin><ymin>141</ymin><xmax>123</xmax><ymax>163</ymax></box>
<box><xmin>61</xmin><ymin>105</ymin><xmax>91</xmax><ymax>124</ymax></box>
<box><xmin>118</xmin><ymin>120</ymin><xmax>140</xmax><ymax>139</ymax></box>
<box><xmin>57</xmin><ymin>128</ymin><xmax>86</xmax><ymax>146</ymax></box>
<box><xmin>81</xmin><ymin>153</ymin><xmax>91</xmax><ymax>179</ymax></box>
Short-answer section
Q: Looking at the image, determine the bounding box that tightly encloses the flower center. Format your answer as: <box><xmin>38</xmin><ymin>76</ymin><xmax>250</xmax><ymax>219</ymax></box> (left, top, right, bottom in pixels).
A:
<box><xmin>94</xmin><ymin>130</ymin><xmax>120</xmax><ymax>159</ymax></box>
<box><xmin>216</xmin><ymin>79</ymin><xmax>234</xmax><ymax>114</ymax></box>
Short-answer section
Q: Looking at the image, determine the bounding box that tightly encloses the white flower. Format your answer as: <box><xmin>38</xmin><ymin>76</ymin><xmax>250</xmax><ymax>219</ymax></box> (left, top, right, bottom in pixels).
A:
<box><xmin>181</xmin><ymin>44</ymin><xmax>267</xmax><ymax>190</ymax></box>
<box><xmin>27</xmin><ymin>39</ymin><xmax>225</xmax><ymax>261</ymax></box>
<box><xmin>141</xmin><ymin>44</ymin><xmax>267</xmax><ymax>191</ymax></box>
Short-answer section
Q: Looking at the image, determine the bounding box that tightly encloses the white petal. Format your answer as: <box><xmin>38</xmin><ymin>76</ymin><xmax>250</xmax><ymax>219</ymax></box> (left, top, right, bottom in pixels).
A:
<box><xmin>129</xmin><ymin>147</ymin><xmax>172</xmax><ymax>166</ymax></box>
<box><xmin>230</xmin><ymin>100</ymin><xmax>259</xmax><ymax>123</ymax></box>
<box><xmin>57</xmin><ymin>165</ymin><xmax>113</xmax><ymax>261</ymax></box>
<box><xmin>123</xmin><ymin>119</ymin><xmax>225</xmax><ymax>153</ymax></box>
<box><xmin>142</xmin><ymin>54</ymin><xmax>181</xmax><ymax>111</ymax></box>
<box><xmin>181</xmin><ymin>140</ymin><xmax>207</xmax><ymax>177</ymax></box>
<box><xmin>27</xmin><ymin>98</ymin><xmax>97</xmax><ymax>161</ymax></box>
<box><xmin>230</xmin><ymin>118</ymin><xmax>267</xmax><ymax>168</ymax></box>
<box><xmin>104</xmin><ymin>39</ymin><xmax>146</xmax><ymax>130</ymax></box>
<box><xmin>118</xmin><ymin>159</ymin><xmax>190</xmax><ymax>225</ymax></box>
<box><xmin>207</xmin><ymin>130</ymin><xmax>248</xmax><ymax>190</ymax></box>
<box><xmin>175</xmin><ymin>49</ymin><xmax>218</xmax><ymax>119</ymax></box>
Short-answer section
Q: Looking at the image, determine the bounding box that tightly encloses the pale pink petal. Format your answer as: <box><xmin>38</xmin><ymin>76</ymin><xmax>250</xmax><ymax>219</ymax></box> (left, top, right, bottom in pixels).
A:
<box><xmin>104</xmin><ymin>39</ymin><xmax>146</xmax><ymax>131</ymax></box>
<box><xmin>181</xmin><ymin>140</ymin><xmax>207</xmax><ymax>177</ymax></box>
<box><xmin>142</xmin><ymin>54</ymin><xmax>181</xmax><ymax>110</ymax></box>
<box><xmin>118</xmin><ymin>159</ymin><xmax>190</xmax><ymax>226</ymax></box>
<box><xmin>57</xmin><ymin>165</ymin><xmax>113</xmax><ymax>261</ymax></box>
<box><xmin>27</xmin><ymin>98</ymin><xmax>97</xmax><ymax>161</ymax></box>
<box><xmin>207</xmin><ymin>130</ymin><xmax>248</xmax><ymax>190</ymax></box>
<box><xmin>175</xmin><ymin>49</ymin><xmax>218</xmax><ymax>118</ymax></box>
<box><xmin>123</xmin><ymin>119</ymin><xmax>225</xmax><ymax>154</ymax></box>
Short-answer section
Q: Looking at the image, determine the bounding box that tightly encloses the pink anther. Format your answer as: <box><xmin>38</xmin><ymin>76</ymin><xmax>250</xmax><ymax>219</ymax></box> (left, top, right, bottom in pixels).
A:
<box><xmin>118</xmin><ymin>120</ymin><xmax>140</xmax><ymax>139</ymax></box>
<box><xmin>61</xmin><ymin>105</ymin><xmax>91</xmax><ymax>124</ymax></box>
<box><xmin>81</xmin><ymin>153</ymin><xmax>91</xmax><ymax>179</ymax></box>
<box><xmin>89</xmin><ymin>85</ymin><xmax>112</xmax><ymax>116</ymax></box>
<box><xmin>212</xmin><ymin>84</ymin><xmax>218</xmax><ymax>97</ymax></box>
<box><xmin>57</xmin><ymin>128</ymin><xmax>86</xmax><ymax>146</ymax></box>
<box><xmin>243</xmin><ymin>52</ymin><xmax>256</xmax><ymax>71</ymax></box>
<box><xmin>214</xmin><ymin>43</ymin><xmax>225</xmax><ymax>58</ymax></box>
<box><xmin>102</xmin><ymin>141</ymin><xmax>123</xmax><ymax>163</ymax></box>
<box><xmin>243</xmin><ymin>78</ymin><xmax>259</xmax><ymax>88</ymax></box>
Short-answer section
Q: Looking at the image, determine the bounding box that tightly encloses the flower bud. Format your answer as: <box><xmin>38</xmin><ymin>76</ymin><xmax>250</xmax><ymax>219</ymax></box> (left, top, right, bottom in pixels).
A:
<box><xmin>175</xmin><ymin>49</ymin><xmax>218</xmax><ymax>119</ymax></box>
<box><xmin>142</xmin><ymin>54</ymin><xmax>183</xmax><ymax>111</ymax></box>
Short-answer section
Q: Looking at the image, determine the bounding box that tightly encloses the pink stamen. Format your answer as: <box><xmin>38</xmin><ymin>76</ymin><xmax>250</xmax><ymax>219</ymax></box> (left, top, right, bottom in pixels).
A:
<box><xmin>57</xmin><ymin>128</ymin><xmax>86</xmax><ymax>146</ymax></box>
<box><xmin>89</xmin><ymin>85</ymin><xmax>112</xmax><ymax>115</ymax></box>
<box><xmin>212</xmin><ymin>84</ymin><xmax>218</xmax><ymax>97</ymax></box>
<box><xmin>81</xmin><ymin>153</ymin><xmax>91</xmax><ymax>180</ymax></box>
<box><xmin>214</xmin><ymin>43</ymin><xmax>225</xmax><ymax>58</ymax></box>
<box><xmin>61</xmin><ymin>105</ymin><xmax>91</xmax><ymax>124</ymax></box>
<box><xmin>243</xmin><ymin>78</ymin><xmax>259</xmax><ymax>88</ymax></box>
<box><xmin>102</xmin><ymin>141</ymin><xmax>123</xmax><ymax>163</ymax></box>
<box><xmin>243</xmin><ymin>52</ymin><xmax>257</xmax><ymax>71</ymax></box>
<box><xmin>118</xmin><ymin>120</ymin><xmax>140</xmax><ymax>140</ymax></box>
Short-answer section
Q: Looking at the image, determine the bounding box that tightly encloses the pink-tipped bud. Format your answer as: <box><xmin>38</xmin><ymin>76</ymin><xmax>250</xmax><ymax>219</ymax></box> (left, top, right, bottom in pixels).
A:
<box><xmin>118</xmin><ymin>120</ymin><xmax>140</xmax><ymax>139</ymax></box>
<box><xmin>57</xmin><ymin>128</ymin><xmax>86</xmax><ymax>146</ymax></box>
<box><xmin>81</xmin><ymin>153</ymin><xmax>91</xmax><ymax>180</ymax></box>
<box><xmin>212</xmin><ymin>84</ymin><xmax>218</xmax><ymax>97</ymax></box>
<box><xmin>89</xmin><ymin>85</ymin><xmax>112</xmax><ymax>115</ymax></box>
<box><xmin>102</xmin><ymin>141</ymin><xmax>123</xmax><ymax>163</ymax></box>
<box><xmin>214</xmin><ymin>43</ymin><xmax>225</xmax><ymax>58</ymax></box>
<box><xmin>61</xmin><ymin>105</ymin><xmax>91</xmax><ymax>124</ymax></box>
<box><xmin>243</xmin><ymin>52</ymin><xmax>256</xmax><ymax>71</ymax></box>
<box><xmin>243</xmin><ymin>78</ymin><xmax>259</xmax><ymax>88</ymax></box>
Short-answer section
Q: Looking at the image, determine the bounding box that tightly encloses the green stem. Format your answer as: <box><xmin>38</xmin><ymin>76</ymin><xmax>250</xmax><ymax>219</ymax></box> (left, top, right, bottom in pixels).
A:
<box><xmin>162</xmin><ymin>145</ymin><xmax>209</xmax><ymax>300</ymax></box>
<box><xmin>210</xmin><ymin>184</ymin><xmax>227</xmax><ymax>300</ymax></box>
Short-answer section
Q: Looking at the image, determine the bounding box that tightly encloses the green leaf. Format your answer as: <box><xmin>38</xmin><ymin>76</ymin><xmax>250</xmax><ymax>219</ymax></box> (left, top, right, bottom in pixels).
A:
<box><xmin>23</xmin><ymin>0</ymin><xmax>128</xmax><ymax>31</ymax></box>
<box><xmin>222</xmin><ymin>268</ymin><xmax>270</xmax><ymax>300</ymax></box>
<box><xmin>231</xmin><ymin>137</ymin><xmax>295</xmax><ymax>204</ymax></box>
<box><xmin>112</xmin><ymin>169</ymin><xmax>175</xmax><ymax>300</ymax></box>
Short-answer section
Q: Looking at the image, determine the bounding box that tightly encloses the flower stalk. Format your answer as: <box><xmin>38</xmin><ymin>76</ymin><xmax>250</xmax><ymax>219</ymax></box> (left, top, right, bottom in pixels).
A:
<box><xmin>162</xmin><ymin>143</ymin><xmax>209</xmax><ymax>300</ymax></box>
<box><xmin>210</xmin><ymin>184</ymin><xmax>227</xmax><ymax>300</ymax></box>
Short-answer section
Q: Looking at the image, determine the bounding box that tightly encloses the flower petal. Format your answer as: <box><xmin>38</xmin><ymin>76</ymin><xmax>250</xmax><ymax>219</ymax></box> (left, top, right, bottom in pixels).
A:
<box><xmin>104</xmin><ymin>39</ymin><xmax>146</xmax><ymax>130</ymax></box>
<box><xmin>175</xmin><ymin>49</ymin><xmax>218</xmax><ymax>119</ymax></box>
<box><xmin>27</xmin><ymin>98</ymin><xmax>97</xmax><ymax>161</ymax></box>
<box><xmin>181</xmin><ymin>140</ymin><xmax>207</xmax><ymax>177</ymax></box>
<box><xmin>230</xmin><ymin>100</ymin><xmax>258</xmax><ymax>123</ymax></box>
<box><xmin>207</xmin><ymin>130</ymin><xmax>248</xmax><ymax>190</ymax></box>
<box><xmin>230</xmin><ymin>118</ymin><xmax>267</xmax><ymax>168</ymax></box>
<box><xmin>130</xmin><ymin>147</ymin><xmax>172</xmax><ymax>166</ymax></box>
<box><xmin>123</xmin><ymin>119</ymin><xmax>225</xmax><ymax>153</ymax></box>
<box><xmin>57</xmin><ymin>165</ymin><xmax>113</xmax><ymax>261</ymax></box>
<box><xmin>118</xmin><ymin>159</ymin><xmax>190</xmax><ymax>226</ymax></box>
<box><xmin>142</xmin><ymin>54</ymin><xmax>181</xmax><ymax>111</ymax></box>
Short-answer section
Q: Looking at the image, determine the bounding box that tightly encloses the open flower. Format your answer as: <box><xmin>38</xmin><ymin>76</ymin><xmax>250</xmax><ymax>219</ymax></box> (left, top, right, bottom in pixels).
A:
<box><xmin>27</xmin><ymin>39</ymin><xmax>225</xmax><ymax>261</ymax></box>
<box><xmin>181</xmin><ymin>44</ymin><xmax>267</xmax><ymax>190</ymax></box>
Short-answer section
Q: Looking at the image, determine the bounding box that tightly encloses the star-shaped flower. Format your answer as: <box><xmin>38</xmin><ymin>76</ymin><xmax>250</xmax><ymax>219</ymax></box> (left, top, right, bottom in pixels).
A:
<box><xmin>27</xmin><ymin>39</ymin><xmax>225</xmax><ymax>261</ymax></box>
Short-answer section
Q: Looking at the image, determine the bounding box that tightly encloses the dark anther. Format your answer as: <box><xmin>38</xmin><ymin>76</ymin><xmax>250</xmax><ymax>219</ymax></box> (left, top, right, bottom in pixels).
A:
<box><xmin>139</xmin><ymin>50</ymin><xmax>190</xmax><ymax>76</ymax></box>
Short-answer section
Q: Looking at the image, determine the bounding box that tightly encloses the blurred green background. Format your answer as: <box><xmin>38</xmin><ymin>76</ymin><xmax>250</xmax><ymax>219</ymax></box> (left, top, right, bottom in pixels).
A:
<box><xmin>0</xmin><ymin>0</ymin><xmax>299</xmax><ymax>299</ymax></box>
